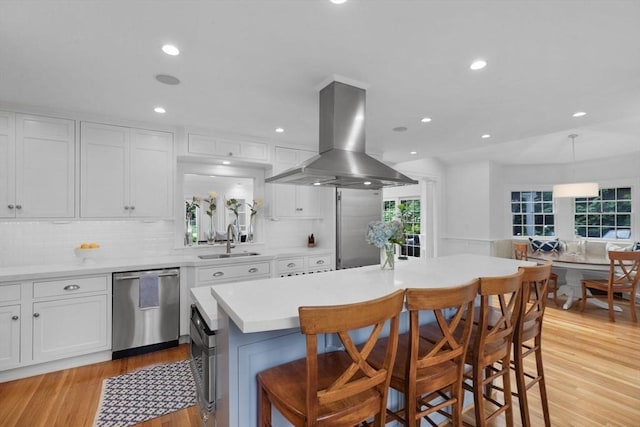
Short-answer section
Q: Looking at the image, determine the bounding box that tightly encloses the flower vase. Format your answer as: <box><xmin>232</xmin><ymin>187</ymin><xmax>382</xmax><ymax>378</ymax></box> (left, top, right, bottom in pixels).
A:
<box><xmin>206</xmin><ymin>216</ymin><xmax>216</xmax><ymax>244</ymax></box>
<box><xmin>381</xmin><ymin>243</ymin><xmax>395</xmax><ymax>270</ymax></box>
<box><xmin>234</xmin><ymin>215</ymin><xmax>240</xmax><ymax>242</ymax></box>
<box><xmin>185</xmin><ymin>217</ymin><xmax>193</xmax><ymax>246</ymax></box>
<box><xmin>248</xmin><ymin>216</ymin><xmax>255</xmax><ymax>243</ymax></box>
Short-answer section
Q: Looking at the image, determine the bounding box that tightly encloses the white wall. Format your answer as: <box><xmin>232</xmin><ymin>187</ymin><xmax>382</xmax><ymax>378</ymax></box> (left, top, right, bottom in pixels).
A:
<box><xmin>441</xmin><ymin>151</ymin><xmax>640</xmax><ymax>256</ymax></box>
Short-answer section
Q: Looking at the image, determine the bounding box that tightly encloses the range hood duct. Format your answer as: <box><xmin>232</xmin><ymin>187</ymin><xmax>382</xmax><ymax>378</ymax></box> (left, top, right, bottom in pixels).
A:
<box><xmin>265</xmin><ymin>81</ymin><xmax>418</xmax><ymax>190</ymax></box>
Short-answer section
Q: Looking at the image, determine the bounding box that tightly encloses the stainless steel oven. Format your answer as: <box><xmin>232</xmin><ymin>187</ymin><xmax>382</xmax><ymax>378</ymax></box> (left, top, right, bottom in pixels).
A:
<box><xmin>190</xmin><ymin>304</ymin><xmax>216</xmax><ymax>420</ymax></box>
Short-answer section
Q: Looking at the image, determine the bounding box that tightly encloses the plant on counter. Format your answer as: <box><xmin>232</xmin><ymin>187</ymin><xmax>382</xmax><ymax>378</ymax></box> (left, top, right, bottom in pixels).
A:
<box><xmin>366</xmin><ymin>220</ymin><xmax>405</xmax><ymax>270</ymax></box>
<box><xmin>247</xmin><ymin>198</ymin><xmax>263</xmax><ymax>218</ymax></box>
<box><xmin>204</xmin><ymin>191</ymin><xmax>218</xmax><ymax>216</ymax></box>
<box><xmin>185</xmin><ymin>196</ymin><xmax>200</xmax><ymax>220</ymax></box>
<box><xmin>225</xmin><ymin>197</ymin><xmax>241</xmax><ymax>218</ymax></box>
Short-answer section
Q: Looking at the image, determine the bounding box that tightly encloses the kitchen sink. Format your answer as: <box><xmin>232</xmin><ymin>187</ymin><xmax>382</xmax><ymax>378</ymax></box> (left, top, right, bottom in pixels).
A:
<box><xmin>198</xmin><ymin>252</ymin><xmax>260</xmax><ymax>260</ymax></box>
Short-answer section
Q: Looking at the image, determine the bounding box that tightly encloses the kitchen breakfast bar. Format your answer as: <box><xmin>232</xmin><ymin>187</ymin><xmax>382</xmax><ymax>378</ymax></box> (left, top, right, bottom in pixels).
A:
<box><xmin>201</xmin><ymin>254</ymin><xmax>533</xmax><ymax>427</ymax></box>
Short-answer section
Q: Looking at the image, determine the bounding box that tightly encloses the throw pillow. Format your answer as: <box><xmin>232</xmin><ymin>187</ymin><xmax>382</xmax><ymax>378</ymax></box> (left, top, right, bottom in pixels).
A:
<box><xmin>634</xmin><ymin>242</ymin><xmax>640</xmax><ymax>251</ymax></box>
<box><xmin>529</xmin><ymin>238</ymin><xmax>560</xmax><ymax>253</ymax></box>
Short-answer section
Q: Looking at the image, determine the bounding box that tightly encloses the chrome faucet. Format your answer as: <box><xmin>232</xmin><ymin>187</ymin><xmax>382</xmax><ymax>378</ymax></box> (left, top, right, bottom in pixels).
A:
<box><xmin>226</xmin><ymin>224</ymin><xmax>235</xmax><ymax>254</ymax></box>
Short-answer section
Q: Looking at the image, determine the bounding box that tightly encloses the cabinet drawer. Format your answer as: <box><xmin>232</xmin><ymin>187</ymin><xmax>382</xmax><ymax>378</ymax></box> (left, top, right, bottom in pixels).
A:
<box><xmin>277</xmin><ymin>258</ymin><xmax>305</xmax><ymax>274</ymax></box>
<box><xmin>0</xmin><ymin>284</ymin><xmax>21</xmax><ymax>303</ymax></box>
<box><xmin>33</xmin><ymin>276</ymin><xmax>108</xmax><ymax>298</ymax></box>
<box><xmin>306</xmin><ymin>255</ymin><xmax>332</xmax><ymax>271</ymax></box>
<box><xmin>198</xmin><ymin>262</ymin><xmax>271</xmax><ymax>283</ymax></box>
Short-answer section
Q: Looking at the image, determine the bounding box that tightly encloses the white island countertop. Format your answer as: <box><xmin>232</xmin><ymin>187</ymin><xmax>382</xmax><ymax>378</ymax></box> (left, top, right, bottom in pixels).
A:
<box><xmin>211</xmin><ymin>254</ymin><xmax>534</xmax><ymax>334</ymax></box>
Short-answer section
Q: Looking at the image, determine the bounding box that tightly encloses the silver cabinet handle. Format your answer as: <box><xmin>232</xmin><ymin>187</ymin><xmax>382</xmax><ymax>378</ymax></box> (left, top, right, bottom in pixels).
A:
<box><xmin>33</xmin><ymin>313</ymin><xmax>40</xmax><ymax>318</ymax></box>
<box><xmin>12</xmin><ymin>315</ymin><xmax>18</xmax><ymax>321</ymax></box>
<box><xmin>15</xmin><ymin>204</ymin><xmax>22</xmax><ymax>210</ymax></box>
<box><xmin>287</xmin><ymin>262</ymin><xmax>296</xmax><ymax>268</ymax></box>
<box><xmin>8</xmin><ymin>204</ymin><xmax>14</xmax><ymax>209</ymax></box>
<box><xmin>64</xmin><ymin>284</ymin><xmax>80</xmax><ymax>291</ymax></box>
<box><xmin>295</xmin><ymin>208</ymin><xmax>303</xmax><ymax>211</ymax></box>
<box><xmin>316</xmin><ymin>260</ymin><xmax>325</xmax><ymax>265</ymax></box>
<box><xmin>248</xmin><ymin>267</ymin><xmax>258</xmax><ymax>273</ymax></box>
<box><xmin>124</xmin><ymin>206</ymin><xmax>130</xmax><ymax>210</ymax></box>
<box><xmin>130</xmin><ymin>206</ymin><xmax>135</xmax><ymax>210</ymax></box>
<box><xmin>213</xmin><ymin>272</ymin><xmax>224</xmax><ymax>277</ymax></box>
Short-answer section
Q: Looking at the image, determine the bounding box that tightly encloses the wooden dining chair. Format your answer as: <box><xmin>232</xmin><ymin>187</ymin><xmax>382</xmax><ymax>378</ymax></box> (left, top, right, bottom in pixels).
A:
<box><xmin>367</xmin><ymin>280</ymin><xmax>478</xmax><ymax>426</ymax></box>
<box><xmin>459</xmin><ymin>270</ymin><xmax>524</xmax><ymax>427</ymax></box>
<box><xmin>511</xmin><ymin>261</ymin><xmax>553</xmax><ymax>427</ymax></box>
<box><xmin>513</xmin><ymin>242</ymin><xmax>559</xmax><ymax>306</ymax></box>
<box><xmin>256</xmin><ymin>289</ymin><xmax>405</xmax><ymax>426</ymax></box>
<box><xmin>581</xmin><ymin>250</ymin><xmax>640</xmax><ymax>322</ymax></box>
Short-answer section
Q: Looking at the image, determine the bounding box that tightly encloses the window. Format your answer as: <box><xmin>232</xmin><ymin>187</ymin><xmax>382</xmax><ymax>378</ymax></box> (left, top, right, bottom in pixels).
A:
<box><xmin>511</xmin><ymin>191</ymin><xmax>555</xmax><ymax>237</ymax></box>
<box><xmin>383</xmin><ymin>200</ymin><xmax>396</xmax><ymax>222</ymax></box>
<box><xmin>575</xmin><ymin>187</ymin><xmax>631</xmax><ymax>239</ymax></box>
<box><xmin>383</xmin><ymin>197</ymin><xmax>422</xmax><ymax>258</ymax></box>
<box><xmin>399</xmin><ymin>199</ymin><xmax>421</xmax><ymax>257</ymax></box>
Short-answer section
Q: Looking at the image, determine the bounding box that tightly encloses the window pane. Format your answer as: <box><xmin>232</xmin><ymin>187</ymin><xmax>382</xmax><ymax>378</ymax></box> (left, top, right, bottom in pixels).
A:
<box><xmin>534</xmin><ymin>226</ymin><xmax>544</xmax><ymax>235</ymax></box>
<box><xmin>602</xmin><ymin>201</ymin><xmax>616</xmax><ymax>213</ymax></box>
<box><xmin>545</xmin><ymin>215</ymin><xmax>554</xmax><ymax>225</ymax></box>
<box><xmin>617</xmin><ymin>214</ymin><xmax>631</xmax><ymax>227</ymax></box>
<box><xmin>511</xmin><ymin>192</ymin><xmax>521</xmax><ymax>202</ymax></box>
<box><xmin>618</xmin><ymin>201</ymin><xmax>631</xmax><ymax>213</ymax></box>
<box><xmin>543</xmin><ymin>191</ymin><xmax>553</xmax><ymax>201</ymax></box>
<box><xmin>511</xmin><ymin>203</ymin><xmax>521</xmax><ymax>213</ymax></box>
<box><xmin>543</xmin><ymin>226</ymin><xmax>555</xmax><ymax>236</ymax></box>
<box><xmin>533</xmin><ymin>192</ymin><xmax>543</xmax><ymax>202</ymax></box>
<box><xmin>576</xmin><ymin>226</ymin><xmax>586</xmax><ymax>237</ymax></box>
<box><xmin>587</xmin><ymin>227</ymin><xmax>601</xmax><ymax>238</ymax></box>
<box><xmin>575</xmin><ymin>202</ymin><xmax>587</xmax><ymax>213</ymax></box>
<box><xmin>587</xmin><ymin>201</ymin><xmax>601</xmax><ymax>213</ymax></box>
<box><xmin>543</xmin><ymin>203</ymin><xmax>553</xmax><ymax>213</ymax></box>
<box><xmin>513</xmin><ymin>226</ymin><xmax>523</xmax><ymax>236</ymax></box>
<box><xmin>575</xmin><ymin>214</ymin><xmax>587</xmax><ymax>226</ymax></box>
<box><xmin>587</xmin><ymin>215</ymin><xmax>600</xmax><ymax>226</ymax></box>
<box><xmin>617</xmin><ymin>187</ymin><xmax>631</xmax><ymax>200</ymax></box>
<box><xmin>601</xmin><ymin>214</ymin><xmax>615</xmax><ymax>227</ymax></box>
<box><xmin>510</xmin><ymin>189</ymin><xmax>555</xmax><ymax>237</ymax></box>
<box><xmin>601</xmin><ymin>188</ymin><xmax>615</xmax><ymax>200</ymax></box>
<box><xmin>533</xmin><ymin>203</ymin><xmax>542</xmax><ymax>213</ymax></box>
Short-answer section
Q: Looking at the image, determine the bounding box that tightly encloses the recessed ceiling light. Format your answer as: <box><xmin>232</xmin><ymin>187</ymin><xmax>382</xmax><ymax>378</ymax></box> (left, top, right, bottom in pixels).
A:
<box><xmin>222</xmin><ymin>161</ymin><xmax>231</xmax><ymax>165</ymax></box>
<box><xmin>410</xmin><ymin>151</ymin><xmax>417</xmax><ymax>155</ymax></box>
<box><xmin>330</xmin><ymin>0</ymin><xmax>347</xmax><ymax>4</ymax></box>
<box><xmin>313</xmin><ymin>182</ymin><xmax>321</xmax><ymax>186</ymax></box>
<box><xmin>155</xmin><ymin>74</ymin><xmax>180</xmax><ymax>85</ymax></box>
<box><xmin>573</xmin><ymin>111</ymin><xmax>587</xmax><ymax>117</ymax></box>
<box><xmin>161</xmin><ymin>44</ymin><xmax>180</xmax><ymax>56</ymax></box>
<box><xmin>481</xmin><ymin>134</ymin><xmax>491</xmax><ymax>139</ymax></box>
<box><xmin>275</xmin><ymin>127</ymin><xmax>284</xmax><ymax>133</ymax></box>
<box><xmin>393</xmin><ymin>126</ymin><xmax>408</xmax><ymax>132</ymax></box>
<box><xmin>470</xmin><ymin>59</ymin><xmax>487</xmax><ymax>70</ymax></box>
<box><xmin>153</xmin><ymin>106</ymin><xmax>166</xmax><ymax>114</ymax></box>
<box><xmin>420</xmin><ymin>117</ymin><xmax>432</xmax><ymax>123</ymax></box>
<box><xmin>363</xmin><ymin>181</ymin><xmax>372</xmax><ymax>186</ymax></box>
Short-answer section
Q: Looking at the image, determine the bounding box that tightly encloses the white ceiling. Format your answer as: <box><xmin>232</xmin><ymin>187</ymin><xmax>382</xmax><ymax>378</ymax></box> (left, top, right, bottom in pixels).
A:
<box><xmin>2</xmin><ymin>0</ymin><xmax>640</xmax><ymax>166</ymax></box>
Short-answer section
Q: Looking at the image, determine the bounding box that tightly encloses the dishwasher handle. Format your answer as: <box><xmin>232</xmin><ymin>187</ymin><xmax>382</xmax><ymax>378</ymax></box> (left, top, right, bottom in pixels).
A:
<box><xmin>114</xmin><ymin>269</ymin><xmax>180</xmax><ymax>281</ymax></box>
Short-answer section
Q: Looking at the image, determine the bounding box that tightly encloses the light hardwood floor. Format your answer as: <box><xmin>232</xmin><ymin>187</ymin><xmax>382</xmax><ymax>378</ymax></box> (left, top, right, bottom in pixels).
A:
<box><xmin>0</xmin><ymin>297</ymin><xmax>639</xmax><ymax>427</ymax></box>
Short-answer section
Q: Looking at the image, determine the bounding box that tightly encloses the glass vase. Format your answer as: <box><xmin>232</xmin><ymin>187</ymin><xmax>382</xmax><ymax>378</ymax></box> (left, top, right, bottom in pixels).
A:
<box><xmin>248</xmin><ymin>216</ymin><xmax>255</xmax><ymax>243</ymax></box>
<box><xmin>381</xmin><ymin>243</ymin><xmax>395</xmax><ymax>270</ymax></box>
<box><xmin>234</xmin><ymin>215</ymin><xmax>241</xmax><ymax>242</ymax></box>
<box><xmin>185</xmin><ymin>217</ymin><xmax>193</xmax><ymax>246</ymax></box>
<box><xmin>206</xmin><ymin>216</ymin><xmax>216</xmax><ymax>244</ymax></box>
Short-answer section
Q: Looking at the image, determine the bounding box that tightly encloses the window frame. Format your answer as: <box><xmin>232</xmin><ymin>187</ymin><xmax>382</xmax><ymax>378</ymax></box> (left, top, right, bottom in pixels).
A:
<box><xmin>509</xmin><ymin>190</ymin><xmax>556</xmax><ymax>238</ymax></box>
<box><xmin>574</xmin><ymin>185</ymin><xmax>634</xmax><ymax>241</ymax></box>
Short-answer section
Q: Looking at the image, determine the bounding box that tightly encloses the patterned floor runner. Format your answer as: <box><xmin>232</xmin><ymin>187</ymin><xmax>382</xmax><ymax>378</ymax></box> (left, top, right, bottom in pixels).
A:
<box><xmin>93</xmin><ymin>360</ymin><xmax>196</xmax><ymax>427</ymax></box>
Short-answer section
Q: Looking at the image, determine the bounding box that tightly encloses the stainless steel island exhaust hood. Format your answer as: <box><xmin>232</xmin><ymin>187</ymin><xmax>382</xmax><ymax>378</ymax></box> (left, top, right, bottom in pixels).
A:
<box><xmin>265</xmin><ymin>81</ymin><xmax>418</xmax><ymax>190</ymax></box>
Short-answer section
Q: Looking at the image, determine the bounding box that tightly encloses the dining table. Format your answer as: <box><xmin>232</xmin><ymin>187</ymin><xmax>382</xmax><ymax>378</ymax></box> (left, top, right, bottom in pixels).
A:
<box><xmin>526</xmin><ymin>251</ymin><xmax>618</xmax><ymax>311</ymax></box>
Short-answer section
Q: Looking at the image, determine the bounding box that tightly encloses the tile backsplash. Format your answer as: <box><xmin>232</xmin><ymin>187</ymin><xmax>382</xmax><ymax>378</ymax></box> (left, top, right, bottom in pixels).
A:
<box><xmin>0</xmin><ymin>220</ymin><xmax>175</xmax><ymax>267</ymax></box>
<box><xmin>0</xmin><ymin>218</ymin><xmax>332</xmax><ymax>268</ymax></box>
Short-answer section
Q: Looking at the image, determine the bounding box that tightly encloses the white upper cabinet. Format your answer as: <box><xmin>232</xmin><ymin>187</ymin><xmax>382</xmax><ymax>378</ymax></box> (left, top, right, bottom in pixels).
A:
<box><xmin>0</xmin><ymin>112</ymin><xmax>75</xmax><ymax>218</ymax></box>
<box><xmin>187</xmin><ymin>133</ymin><xmax>269</xmax><ymax>163</ymax></box>
<box><xmin>271</xmin><ymin>147</ymin><xmax>326</xmax><ymax>218</ymax></box>
<box><xmin>80</xmin><ymin>122</ymin><xmax>173</xmax><ymax>218</ymax></box>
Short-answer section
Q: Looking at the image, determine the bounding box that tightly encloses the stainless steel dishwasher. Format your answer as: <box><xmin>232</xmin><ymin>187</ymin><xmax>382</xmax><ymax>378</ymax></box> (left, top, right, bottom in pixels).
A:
<box><xmin>112</xmin><ymin>268</ymin><xmax>180</xmax><ymax>359</ymax></box>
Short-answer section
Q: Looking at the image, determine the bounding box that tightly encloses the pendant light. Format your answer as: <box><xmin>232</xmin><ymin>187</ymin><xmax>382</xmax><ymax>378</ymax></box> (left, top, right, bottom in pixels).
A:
<box><xmin>552</xmin><ymin>134</ymin><xmax>599</xmax><ymax>198</ymax></box>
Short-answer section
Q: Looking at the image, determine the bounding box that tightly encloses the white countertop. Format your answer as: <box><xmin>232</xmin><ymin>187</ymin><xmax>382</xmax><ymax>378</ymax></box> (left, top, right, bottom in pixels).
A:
<box><xmin>191</xmin><ymin>286</ymin><xmax>220</xmax><ymax>330</ymax></box>
<box><xmin>210</xmin><ymin>254</ymin><xmax>534</xmax><ymax>334</ymax></box>
<box><xmin>0</xmin><ymin>247</ymin><xmax>333</xmax><ymax>282</ymax></box>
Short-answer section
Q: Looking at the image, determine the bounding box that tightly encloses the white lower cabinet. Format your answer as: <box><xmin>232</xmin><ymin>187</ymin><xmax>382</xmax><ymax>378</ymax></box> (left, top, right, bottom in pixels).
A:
<box><xmin>0</xmin><ymin>274</ymin><xmax>111</xmax><ymax>376</ymax></box>
<box><xmin>276</xmin><ymin>252</ymin><xmax>334</xmax><ymax>277</ymax></box>
<box><xmin>0</xmin><ymin>304</ymin><xmax>21</xmax><ymax>370</ymax></box>
<box><xmin>32</xmin><ymin>294</ymin><xmax>108</xmax><ymax>362</ymax></box>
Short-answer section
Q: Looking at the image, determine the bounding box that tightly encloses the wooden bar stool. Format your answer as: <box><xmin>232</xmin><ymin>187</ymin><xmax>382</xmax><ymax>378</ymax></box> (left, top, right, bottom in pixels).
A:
<box><xmin>457</xmin><ymin>270</ymin><xmax>524</xmax><ymax>427</ymax></box>
<box><xmin>256</xmin><ymin>289</ymin><xmax>405</xmax><ymax>426</ymax></box>
<box><xmin>513</xmin><ymin>242</ymin><xmax>559</xmax><ymax>306</ymax></box>
<box><xmin>367</xmin><ymin>280</ymin><xmax>479</xmax><ymax>426</ymax></box>
<box><xmin>581</xmin><ymin>250</ymin><xmax>640</xmax><ymax>322</ymax></box>
<box><xmin>511</xmin><ymin>261</ymin><xmax>553</xmax><ymax>427</ymax></box>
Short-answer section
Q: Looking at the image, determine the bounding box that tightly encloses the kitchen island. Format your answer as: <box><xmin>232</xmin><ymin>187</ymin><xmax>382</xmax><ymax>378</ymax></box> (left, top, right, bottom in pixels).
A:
<box><xmin>205</xmin><ymin>254</ymin><xmax>532</xmax><ymax>427</ymax></box>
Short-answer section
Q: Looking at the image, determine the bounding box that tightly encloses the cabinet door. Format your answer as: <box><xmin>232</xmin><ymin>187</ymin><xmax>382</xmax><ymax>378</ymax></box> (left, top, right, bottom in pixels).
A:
<box><xmin>32</xmin><ymin>295</ymin><xmax>108</xmax><ymax>362</ymax></box>
<box><xmin>15</xmin><ymin>114</ymin><xmax>75</xmax><ymax>218</ymax></box>
<box><xmin>80</xmin><ymin>122</ymin><xmax>129</xmax><ymax>217</ymax></box>
<box><xmin>272</xmin><ymin>147</ymin><xmax>321</xmax><ymax>218</ymax></box>
<box><xmin>0</xmin><ymin>111</ymin><xmax>15</xmax><ymax>218</ymax></box>
<box><xmin>0</xmin><ymin>304</ymin><xmax>20</xmax><ymax>370</ymax></box>
<box><xmin>129</xmin><ymin>128</ymin><xmax>174</xmax><ymax>217</ymax></box>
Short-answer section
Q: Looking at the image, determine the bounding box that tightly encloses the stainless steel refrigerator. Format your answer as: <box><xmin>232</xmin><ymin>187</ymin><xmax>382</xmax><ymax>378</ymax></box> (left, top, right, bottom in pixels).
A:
<box><xmin>336</xmin><ymin>188</ymin><xmax>382</xmax><ymax>269</ymax></box>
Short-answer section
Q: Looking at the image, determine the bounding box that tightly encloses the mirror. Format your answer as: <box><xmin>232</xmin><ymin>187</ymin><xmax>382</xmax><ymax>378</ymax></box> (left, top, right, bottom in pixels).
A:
<box><xmin>183</xmin><ymin>174</ymin><xmax>255</xmax><ymax>245</ymax></box>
